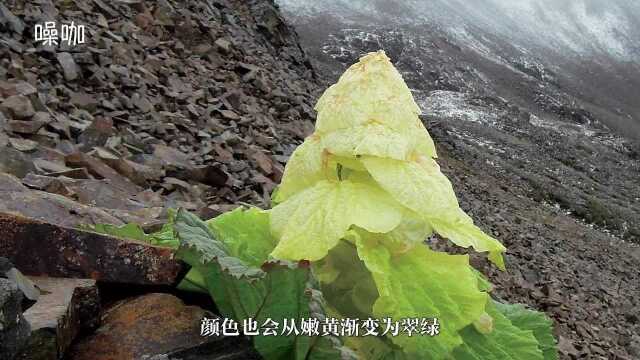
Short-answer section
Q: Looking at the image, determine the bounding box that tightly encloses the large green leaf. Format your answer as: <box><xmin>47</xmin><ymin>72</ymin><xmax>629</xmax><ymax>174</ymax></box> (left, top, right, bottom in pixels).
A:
<box><xmin>173</xmin><ymin>208</ymin><xmax>352</xmax><ymax>360</ymax></box>
<box><xmin>493</xmin><ymin>302</ymin><xmax>558</xmax><ymax>360</ymax></box>
<box><xmin>354</xmin><ymin>235</ymin><xmax>488</xmax><ymax>359</ymax></box>
<box><xmin>269</xmin><ymin>180</ymin><xmax>404</xmax><ymax>261</ymax></box>
<box><xmin>452</xmin><ymin>301</ymin><xmax>546</xmax><ymax>360</ymax></box>
<box><xmin>361</xmin><ymin>155</ymin><xmax>506</xmax><ymax>269</ymax></box>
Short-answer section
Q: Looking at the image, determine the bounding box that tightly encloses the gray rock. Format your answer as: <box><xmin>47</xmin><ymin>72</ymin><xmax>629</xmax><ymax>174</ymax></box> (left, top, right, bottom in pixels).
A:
<box><xmin>0</xmin><ymin>147</ymin><xmax>36</xmax><ymax>178</ymax></box>
<box><xmin>215</xmin><ymin>38</ymin><xmax>232</xmax><ymax>54</ymax></box>
<box><xmin>17</xmin><ymin>277</ymin><xmax>100</xmax><ymax>360</ymax></box>
<box><xmin>0</xmin><ymin>3</ymin><xmax>25</xmax><ymax>34</ymax></box>
<box><xmin>0</xmin><ymin>278</ymin><xmax>30</xmax><ymax>360</ymax></box>
<box><xmin>0</xmin><ymin>95</ymin><xmax>35</xmax><ymax>119</ymax></box>
<box><xmin>56</xmin><ymin>52</ymin><xmax>79</xmax><ymax>81</ymax></box>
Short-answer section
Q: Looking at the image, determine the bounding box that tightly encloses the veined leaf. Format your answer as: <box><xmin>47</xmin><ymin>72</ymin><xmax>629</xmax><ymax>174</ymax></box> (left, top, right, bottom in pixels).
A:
<box><xmin>314</xmin><ymin>52</ymin><xmax>436</xmax><ymax>158</ymax></box>
<box><xmin>174</xmin><ymin>208</ymin><xmax>353</xmax><ymax>360</ymax></box>
<box><xmin>493</xmin><ymin>302</ymin><xmax>558</xmax><ymax>360</ymax></box>
<box><xmin>274</xmin><ymin>135</ymin><xmax>331</xmax><ymax>203</ymax></box>
<box><xmin>269</xmin><ymin>180</ymin><xmax>404</xmax><ymax>261</ymax></box>
<box><xmin>354</xmin><ymin>235</ymin><xmax>488</xmax><ymax>359</ymax></box>
<box><xmin>206</xmin><ymin>207</ymin><xmax>276</xmax><ymax>268</ymax></box>
<box><xmin>452</xmin><ymin>301</ymin><xmax>545</xmax><ymax>360</ymax></box>
<box><xmin>361</xmin><ymin>155</ymin><xmax>506</xmax><ymax>269</ymax></box>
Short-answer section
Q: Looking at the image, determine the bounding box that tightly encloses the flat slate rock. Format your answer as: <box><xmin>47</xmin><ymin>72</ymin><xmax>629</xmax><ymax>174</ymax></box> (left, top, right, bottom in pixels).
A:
<box><xmin>0</xmin><ymin>213</ymin><xmax>183</xmax><ymax>285</ymax></box>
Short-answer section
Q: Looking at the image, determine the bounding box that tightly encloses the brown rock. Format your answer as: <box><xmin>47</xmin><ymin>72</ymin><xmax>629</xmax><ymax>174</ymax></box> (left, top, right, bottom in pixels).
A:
<box><xmin>188</xmin><ymin>165</ymin><xmax>229</xmax><ymax>187</ymax></box>
<box><xmin>100</xmin><ymin>156</ymin><xmax>159</xmax><ymax>186</ymax></box>
<box><xmin>250</xmin><ymin>149</ymin><xmax>274</xmax><ymax>175</ymax></box>
<box><xmin>214</xmin><ymin>38</ymin><xmax>232</xmax><ymax>54</ymax></box>
<box><xmin>46</xmin><ymin>168</ymin><xmax>91</xmax><ymax>179</ymax></box>
<box><xmin>18</xmin><ymin>277</ymin><xmax>100</xmax><ymax>360</ymax></box>
<box><xmin>78</xmin><ymin>116</ymin><xmax>114</xmax><ymax>150</ymax></box>
<box><xmin>153</xmin><ymin>144</ymin><xmax>191</xmax><ymax>168</ymax></box>
<box><xmin>68</xmin><ymin>293</ymin><xmax>252</xmax><ymax>360</ymax></box>
<box><xmin>70</xmin><ymin>92</ymin><xmax>98</xmax><ymax>112</ymax></box>
<box><xmin>7</xmin><ymin>119</ymin><xmax>45</xmax><ymax>134</ymax></box>
<box><xmin>0</xmin><ymin>188</ymin><xmax>123</xmax><ymax>227</ymax></box>
<box><xmin>0</xmin><ymin>95</ymin><xmax>35</xmax><ymax>119</ymax></box>
<box><xmin>0</xmin><ymin>213</ymin><xmax>183</xmax><ymax>284</ymax></box>
<box><xmin>65</xmin><ymin>152</ymin><xmax>141</xmax><ymax>195</ymax></box>
<box><xmin>0</xmin><ymin>80</ymin><xmax>37</xmax><ymax>97</ymax></box>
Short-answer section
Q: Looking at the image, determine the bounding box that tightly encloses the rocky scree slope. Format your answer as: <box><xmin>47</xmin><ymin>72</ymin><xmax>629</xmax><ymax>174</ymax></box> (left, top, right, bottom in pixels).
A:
<box><xmin>0</xmin><ymin>0</ymin><xmax>319</xmax><ymax>229</ymax></box>
<box><xmin>279</xmin><ymin>4</ymin><xmax>640</xmax><ymax>360</ymax></box>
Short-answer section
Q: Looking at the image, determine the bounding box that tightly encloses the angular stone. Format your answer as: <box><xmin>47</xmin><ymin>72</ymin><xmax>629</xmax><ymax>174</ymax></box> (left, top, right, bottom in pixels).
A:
<box><xmin>104</xmin><ymin>157</ymin><xmax>163</xmax><ymax>186</ymax></box>
<box><xmin>0</xmin><ymin>80</ymin><xmax>37</xmax><ymax>97</ymax></box>
<box><xmin>33</xmin><ymin>158</ymin><xmax>72</xmax><ymax>173</ymax></box>
<box><xmin>7</xmin><ymin>119</ymin><xmax>45</xmax><ymax>134</ymax></box>
<box><xmin>68</xmin><ymin>293</ymin><xmax>257</xmax><ymax>360</ymax></box>
<box><xmin>219</xmin><ymin>109</ymin><xmax>240</xmax><ymax>121</ymax></box>
<box><xmin>57</xmin><ymin>52</ymin><xmax>80</xmax><ymax>81</ymax></box>
<box><xmin>0</xmin><ymin>3</ymin><xmax>25</xmax><ymax>34</ymax></box>
<box><xmin>0</xmin><ymin>147</ymin><xmax>36</xmax><ymax>178</ymax></box>
<box><xmin>0</xmin><ymin>278</ymin><xmax>30</xmax><ymax>360</ymax></box>
<box><xmin>78</xmin><ymin>116</ymin><xmax>114</xmax><ymax>151</ymax></box>
<box><xmin>214</xmin><ymin>38</ymin><xmax>232</xmax><ymax>54</ymax></box>
<box><xmin>188</xmin><ymin>165</ymin><xmax>229</xmax><ymax>187</ymax></box>
<box><xmin>1</xmin><ymin>95</ymin><xmax>35</xmax><ymax>119</ymax></box>
<box><xmin>0</xmin><ymin>213</ymin><xmax>183</xmax><ymax>285</ymax></box>
<box><xmin>153</xmin><ymin>144</ymin><xmax>191</xmax><ymax>168</ymax></box>
<box><xmin>46</xmin><ymin>168</ymin><xmax>91</xmax><ymax>179</ymax></box>
<box><xmin>65</xmin><ymin>152</ymin><xmax>141</xmax><ymax>195</ymax></box>
<box><xmin>8</xmin><ymin>137</ymin><xmax>39</xmax><ymax>152</ymax></box>
<box><xmin>17</xmin><ymin>277</ymin><xmax>100</xmax><ymax>360</ymax></box>
<box><xmin>70</xmin><ymin>92</ymin><xmax>98</xmax><ymax>112</ymax></box>
<box><xmin>0</xmin><ymin>172</ymin><xmax>27</xmax><ymax>192</ymax></box>
<box><xmin>0</xmin><ymin>187</ymin><xmax>123</xmax><ymax>227</ymax></box>
<box><xmin>250</xmin><ymin>150</ymin><xmax>274</xmax><ymax>175</ymax></box>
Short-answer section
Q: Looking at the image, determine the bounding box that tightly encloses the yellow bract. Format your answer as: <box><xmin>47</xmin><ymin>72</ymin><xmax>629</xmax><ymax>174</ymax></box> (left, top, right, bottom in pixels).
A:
<box><xmin>270</xmin><ymin>180</ymin><xmax>404</xmax><ymax>261</ymax></box>
<box><xmin>270</xmin><ymin>50</ymin><xmax>505</xmax><ymax>269</ymax></box>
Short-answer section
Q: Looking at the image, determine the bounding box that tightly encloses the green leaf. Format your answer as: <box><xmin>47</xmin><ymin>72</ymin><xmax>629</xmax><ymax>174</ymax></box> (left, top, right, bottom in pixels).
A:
<box><xmin>85</xmin><ymin>222</ymin><xmax>148</xmax><ymax>241</ymax></box>
<box><xmin>174</xmin><ymin>208</ymin><xmax>352</xmax><ymax>360</ymax></box>
<box><xmin>206</xmin><ymin>207</ymin><xmax>276</xmax><ymax>268</ymax></box>
<box><xmin>452</xmin><ymin>301</ymin><xmax>545</xmax><ymax>360</ymax></box>
<box><xmin>361</xmin><ymin>155</ymin><xmax>506</xmax><ymax>269</ymax></box>
<box><xmin>354</xmin><ymin>235</ymin><xmax>488</xmax><ymax>359</ymax></box>
<box><xmin>493</xmin><ymin>302</ymin><xmax>558</xmax><ymax>360</ymax></box>
<box><xmin>269</xmin><ymin>180</ymin><xmax>404</xmax><ymax>261</ymax></box>
<box><xmin>82</xmin><ymin>209</ymin><xmax>179</xmax><ymax>248</ymax></box>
